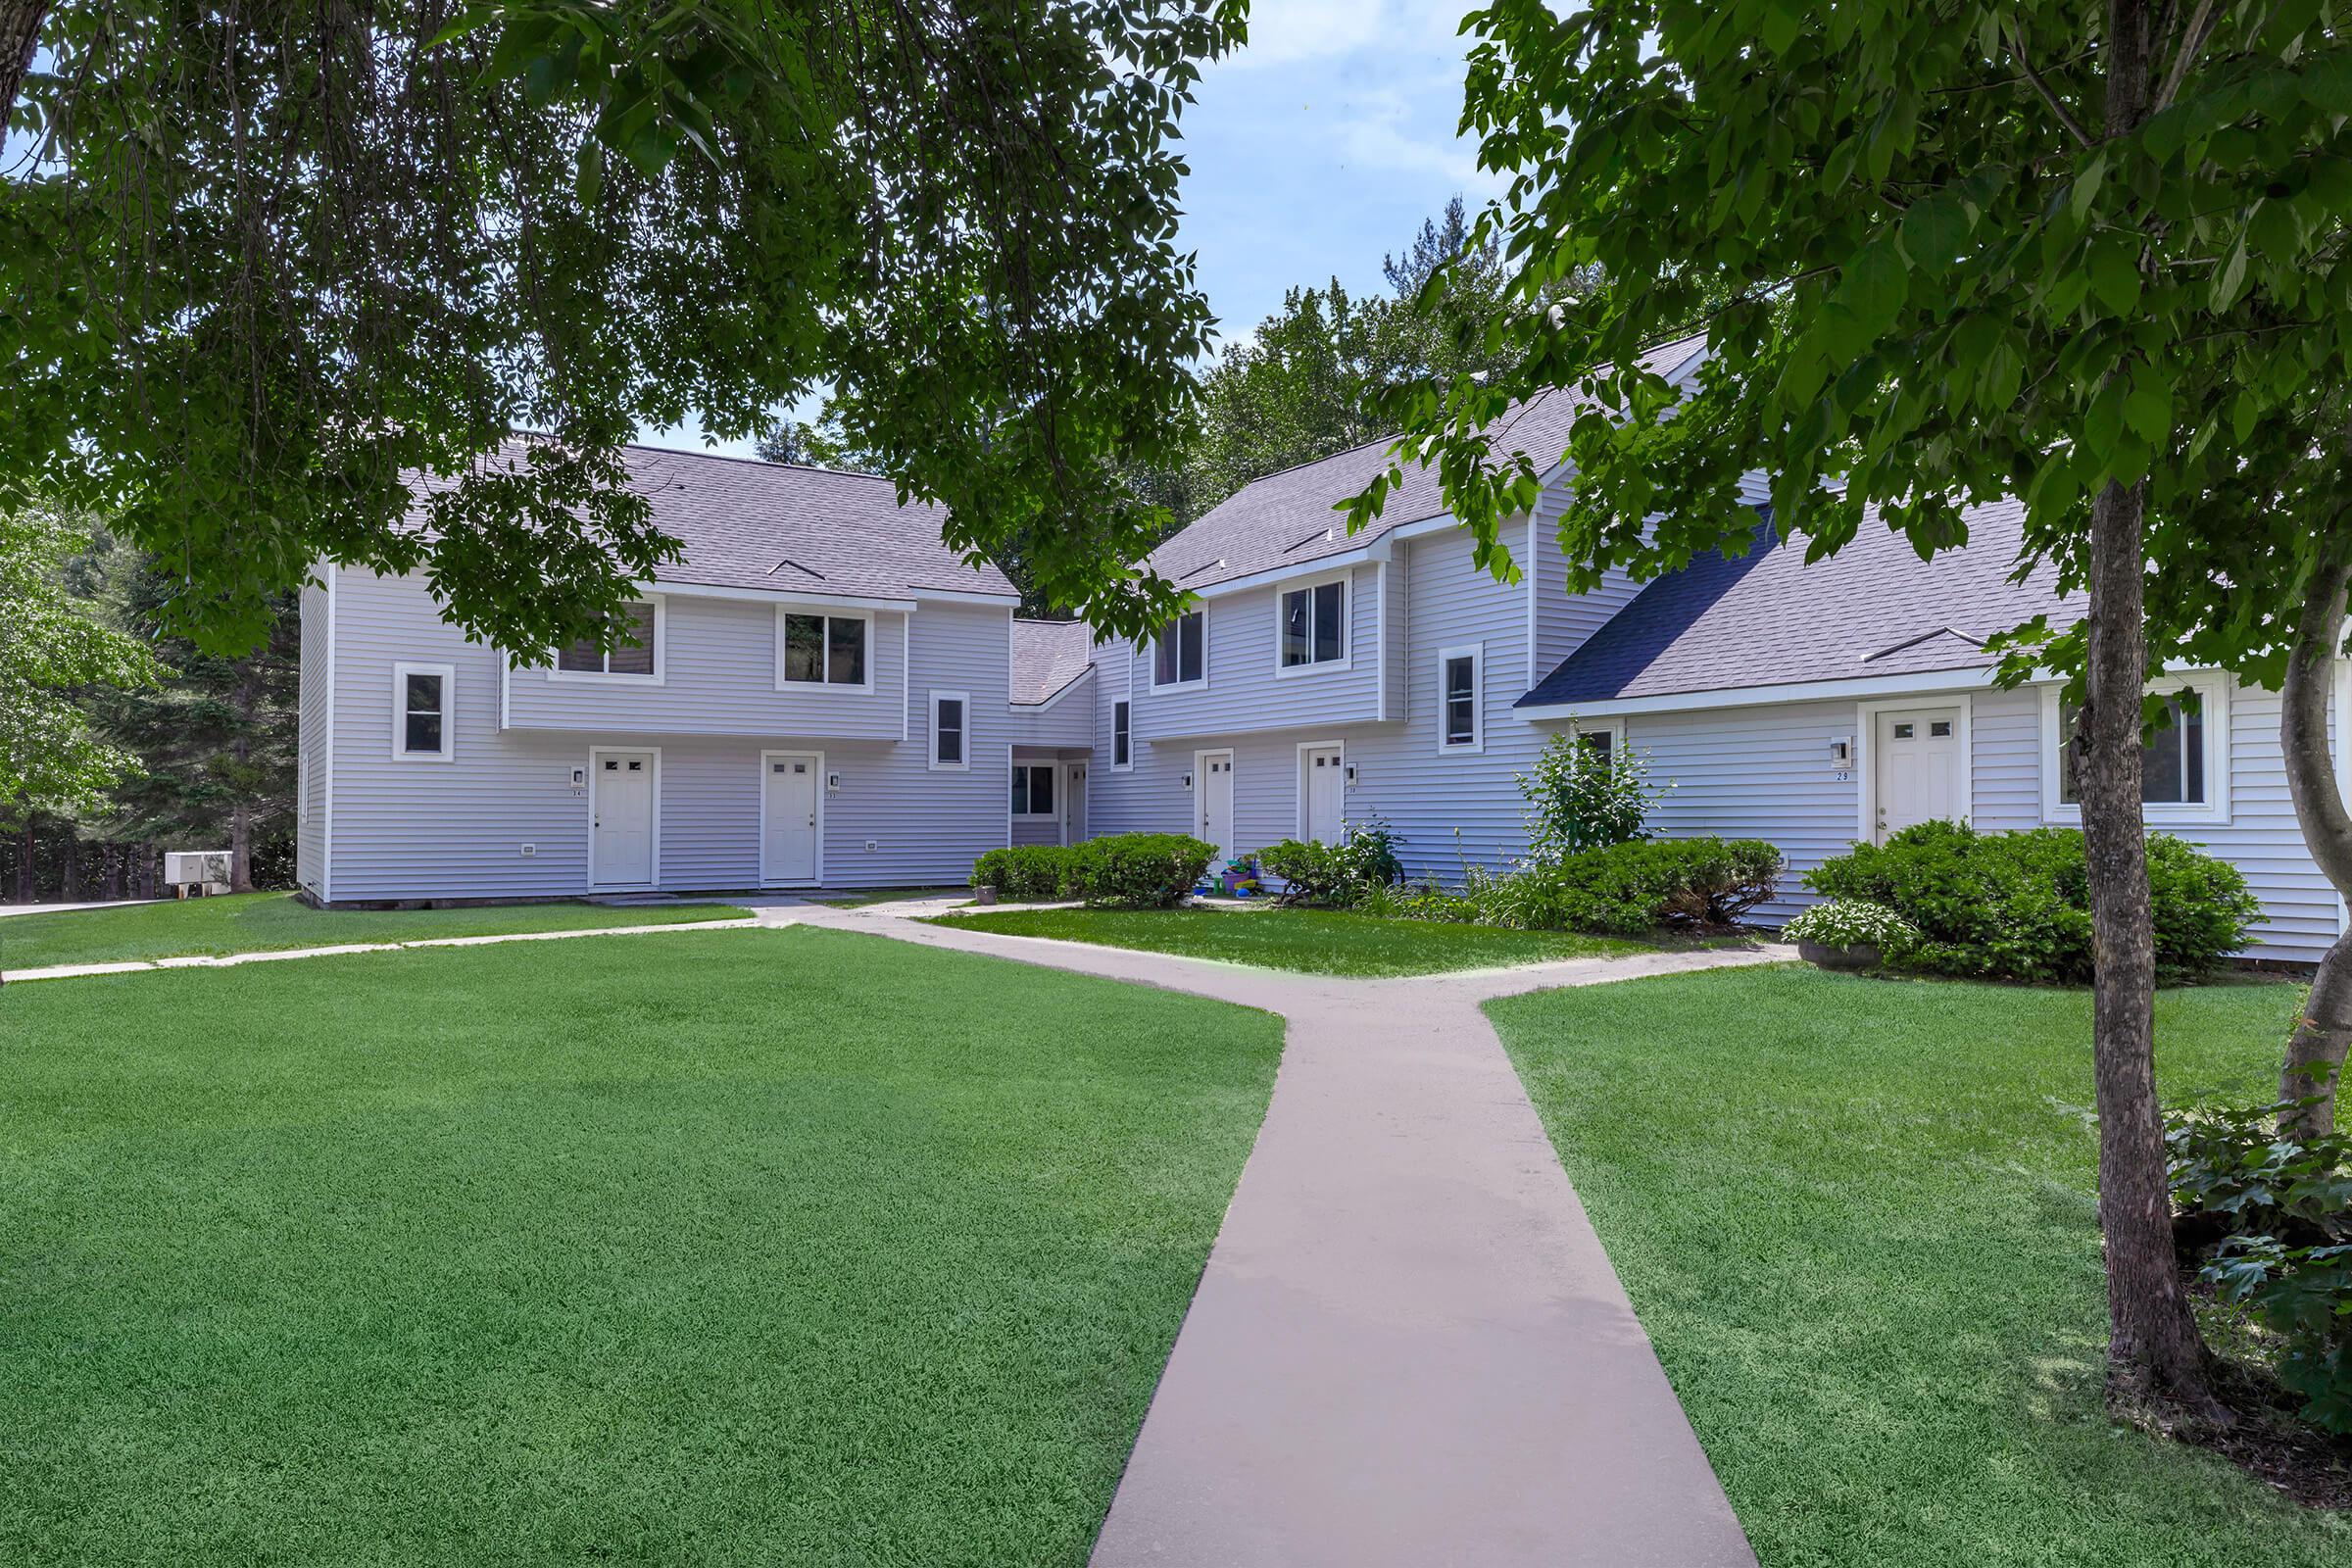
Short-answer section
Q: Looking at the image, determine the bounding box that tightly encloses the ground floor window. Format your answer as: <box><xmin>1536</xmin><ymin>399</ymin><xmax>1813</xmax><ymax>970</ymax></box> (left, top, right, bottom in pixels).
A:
<box><xmin>1012</xmin><ymin>763</ymin><xmax>1055</xmax><ymax>817</ymax></box>
<box><xmin>2040</xmin><ymin>675</ymin><xmax>2227</xmax><ymax>821</ymax></box>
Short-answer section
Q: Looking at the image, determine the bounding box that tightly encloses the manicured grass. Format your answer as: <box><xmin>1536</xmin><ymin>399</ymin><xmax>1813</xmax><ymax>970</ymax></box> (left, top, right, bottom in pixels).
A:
<box><xmin>0</xmin><ymin>891</ymin><xmax>738</xmax><ymax>972</ymax></box>
<box><xmin>1486</xmin><ymin>967</ymin><xmax>2351</xmax><ymax>1567</ymax></box>
<box><xmin>926</xmin><ymin>904</ymin><xmax>1657</xmax><ymax>976</ymax></box>
<box><xmin>0</xmin><ymin>928</ymin><xmax>1283</xmax><ymax>1566</ymax></box>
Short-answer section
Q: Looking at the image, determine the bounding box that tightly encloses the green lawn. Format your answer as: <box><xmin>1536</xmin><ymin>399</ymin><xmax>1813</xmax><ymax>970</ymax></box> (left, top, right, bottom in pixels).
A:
<box><xmin>0</xmin><ymin>891</ymin><xmax>738</xmax><ymax>972</ymax></box>
<box><xmin>1486</xmin><ymin>967</ymin><xmax>2351</xmax><ymax>1568</ymax></box>
<box><xmin>0</xmin><ymin>927</ymin><xmax>1283</xmax><ymax>1566</ymax></box>
<box><xmin>927</xmin><ymin>904</ymin><xmax>1659</xmax><ymax>976</ymax></box>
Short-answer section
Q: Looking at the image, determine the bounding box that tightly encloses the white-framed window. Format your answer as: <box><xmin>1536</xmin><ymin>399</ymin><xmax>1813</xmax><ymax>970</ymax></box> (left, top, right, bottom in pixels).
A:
<box><xmin>551</xmin><ymin>599</ymin><xmax>662</xmax><ymax>683</ymax></box>
<box><xmin>929</xmin><ymin>690</ymin><xmax>969</xmax><ymax>770</ymax></box>
<box><xmin>392</xmin><ymin>662</ymin><xmax>456</xmax><ymax>761</ymax></box>
<box><xmin>1276</xmin><ymin>572</ymin><xmax>1349</xmax><ymax>672</ymax></box>
<box><xmin>1565</xmin><ymin>717</ymin><xmax>1624</xmax><ymax>767</ymax></box>
<box><xmin>1111</xmin><ymin>698</ymin><xmax>1132</xmax><ymax>770</ymax></box>
<box><xmin>1152</xmin><ymin>610</ymin><xmax>1205</xmax><ymax>690</ymax></box>
<box><xmin>1011</xmin><ymin>762</ymin><xmax>1056</xmax><ymax>818</ymax></box>
<box><xmin>1438</xmin><ymin>643</ymin><xmax>1483</xmax><ymax>754</ymax></box>
<box><xmin>2038</xmin><ymin>674</ymin><xmax>2230</xmax><ymax>824</ymax></box>
<box><xmin>776</xmin><ymin>608</ymin><xmax>873</xmax><ymax>692</ymax></box>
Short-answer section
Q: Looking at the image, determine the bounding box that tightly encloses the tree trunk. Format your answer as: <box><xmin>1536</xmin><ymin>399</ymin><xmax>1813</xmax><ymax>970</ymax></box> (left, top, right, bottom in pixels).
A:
<box><xmin>14</xmin><ymin>814</ymin><xmax>32</xmax><ymax>903</ymax></box>
<box><xmin>2082</xmin><ymin>475</ymin><xmax>2225</xmax><ymax>1422</ymax></box>
<box><xmin>229</xmin><ymin>656</ymin><xmax>260</xmax><ymax>893</ymax></box>
<box><xmin>59</xmin><ymin>834</ymin><xmax>79</xmax><ymax>902</ymax></box>
<box><xmin>2280</xmin><ymin>558</ymin><xmax>2352</xmax><ymax>1135</ymax></box>
<box><xmin>0</xmin><ymin>0</ymin><xmax>43</xmax><ymax>134</ymax></box>
<box><xmin>103</xmin><ymin>843</ymin><xmax>121</xmax><ymax>901</ymax></box>
<box><xmin>135</xmin><ymin>842</ymin><xmax>156</xmax><ymax>900</ymax></box>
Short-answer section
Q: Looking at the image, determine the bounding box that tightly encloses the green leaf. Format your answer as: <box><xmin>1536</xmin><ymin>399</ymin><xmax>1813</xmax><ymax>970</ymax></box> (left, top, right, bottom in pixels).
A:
<box><xmin>2210</xmin><ymin>236</ymin><xmax>2250</xmax><ymax>311</ymax></box>
<box><xmin>1837</xmin><ymin>233</ymin><xmax>1907</xmax><ymax>335</ymax></box>
<box><xmin>2086</xmin><ymin>234</ymin><xmax>2141</xmax><ymax>315</ymax></box>
<box><xmin>1899</xmin><ymin>190</ymin><xmax>1970</xmax><ymax>270</ymax></box>
<box><xmin>574</xmin><ymin>138</ymin><xmax>603</xmax><ymax>207</ymax></box>
<box><xmin>2122</xmin><ymin>368</ymin><xmax>2172</xmax><ymax>447</ymax></box>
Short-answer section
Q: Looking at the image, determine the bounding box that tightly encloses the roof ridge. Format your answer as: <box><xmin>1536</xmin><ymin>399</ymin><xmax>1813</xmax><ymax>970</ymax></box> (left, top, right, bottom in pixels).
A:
<box><xmin>615</xmin><ymin>440</ymin><xmax>903</xmax><ymax>484</ymax></box>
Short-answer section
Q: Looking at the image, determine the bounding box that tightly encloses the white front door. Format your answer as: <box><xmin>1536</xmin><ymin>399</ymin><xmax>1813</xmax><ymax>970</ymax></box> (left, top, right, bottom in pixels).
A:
<box><xmin>762</xmin><ymin>754</ymin><xmax>820</xmax><ymax>884</ymax></box>
<box><xmin>591</xmin><ymin>752</ymin><xmax>656</xmax><ymax>886</ymax></box>
<box><xmin>1197</xmin><ymin>751</ymin><xmax>1235</xmax><ymax>863</ymax></box>
<box><xmin>1063</xmin><ymin>761</ymin><xmax>1089</xmax><ymax>845</ymax></box>
<box><xmin>1873</xmin><ymin>708</ymin><xmax>1964</xmax><ymax>844</ymax></box>
<box><xmin>1302</xmin><ymin>747</ymin><xmax>1345</xmax><ymax>843</ymax></box>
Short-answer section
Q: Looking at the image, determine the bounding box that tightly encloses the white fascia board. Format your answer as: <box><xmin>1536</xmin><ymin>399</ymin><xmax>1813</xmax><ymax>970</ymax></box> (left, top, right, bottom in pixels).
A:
<box><xmin>633</xmin><ymin>578</ymin><xmax>921</xmax><ymax>614</ymax></box>
<box><xmin>913</xmin><ymin>586</ymin><xmax>1021</xmax><ymax>607</ymax></box>
<box><xmin>1017</xmin><ymin>666</ymin><xmax>1094</xmax><ymax>713</ymax></box>
<box><xmin>1516</xmin><ymin>658</ymin><xmax>2227</xmax><ymax>721</ymax></box>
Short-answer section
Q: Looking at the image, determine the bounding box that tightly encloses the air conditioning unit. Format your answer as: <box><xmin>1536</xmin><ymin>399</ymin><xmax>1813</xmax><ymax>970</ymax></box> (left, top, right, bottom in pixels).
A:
<box><xmin>164</xmin><ymin>851</ymin><xmax>232</xmax><ymax>896</ymax></box>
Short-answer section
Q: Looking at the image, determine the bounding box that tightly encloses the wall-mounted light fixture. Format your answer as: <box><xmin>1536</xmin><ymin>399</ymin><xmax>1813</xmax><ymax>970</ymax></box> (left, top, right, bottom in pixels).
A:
<box><xmin>1829</xmin><ymin>736</ymin><xmax>1854</xmax><ymax>766</ymax></box>
<box><xmin>1345</xmin><ymin>761</ymin><xmax>1359</xmax><ymax>785</ymax></box>
<box><xmin>826</xmin><ymin>770</ymin><xmax>843</xmax><ymax>792</ymax></box>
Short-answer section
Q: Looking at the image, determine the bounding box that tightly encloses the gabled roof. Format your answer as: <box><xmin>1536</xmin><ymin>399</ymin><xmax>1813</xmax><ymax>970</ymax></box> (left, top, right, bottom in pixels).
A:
<box><xmin>1518</xmin><ymin>497</ymin><xmax>2076</xmax><ymax>708</ymax></box>
<box><xmin>1148</xmin><ymin>334</ymin><xmax>1710</xmax><ymax>592</ymax></box>
<box><xmin>1011</xmin><ymin>618</ymin><xmax>1095</xmax><ymax>706</ymax></box>
<box><xmin>408</xmin><ymin>441</ymin><xmax>1018</xmax><ymax>603</ymax></box>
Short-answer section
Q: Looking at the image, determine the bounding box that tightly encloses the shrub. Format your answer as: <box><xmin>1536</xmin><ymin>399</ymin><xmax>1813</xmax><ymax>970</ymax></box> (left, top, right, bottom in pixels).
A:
<box><xmin>1338</xmin><ymin>811</ymin><xmax>1406</xmax><ymax>889</ymax></box>
<box><xmin>1257</xmin><ymin>839</ymin><xmax>1354</xmax><ymax>906</ymax></box>
<box><xmin>1477</xmin><ymin>838</ymin><xmax>1786</xmax><ymax>935</ymax></box>
<box><xmin>2167</xmin><ymin>1103</ymin><xmax>2352</xmax><ymax>1434</ymax></box>
<box><xmin>1518</xmin><ymin>724</ymin><xmax>1667</xmax><ymax>863</ymax></box>
<box><xmin>1063</xmin><ymin>833</ymin><xmax>1215</xmax><ymax>908</ymax></box>
<box><xmin>1806</xmin><ymin>820</ymin><xmax>2261</xmax><ymax>983</ymax></box>
<box><xmin>1782</xmin><ymin>899</ymin><xmax>1922</xmax><ymax>957</ymax></box>
<box><xmin>970</xmin><ymin>844</ymin><xmax>1073</xmax><ymax>901</ymax></box>
<box><xmin>1357</xmin><ymin>879</ymin><xmax>1480</xmax><ymax>923</ymax></box>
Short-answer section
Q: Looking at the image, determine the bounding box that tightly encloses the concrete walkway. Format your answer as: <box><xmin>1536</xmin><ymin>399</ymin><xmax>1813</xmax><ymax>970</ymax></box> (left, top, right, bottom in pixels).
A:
<box><xmin>754</xmin><ymin>896</ymin><xmax>1775</xmax><ymax>1567</ymax></box>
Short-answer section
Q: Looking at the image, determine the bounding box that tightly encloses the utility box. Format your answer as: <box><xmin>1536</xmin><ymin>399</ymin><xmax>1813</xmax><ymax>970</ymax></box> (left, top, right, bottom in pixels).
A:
<box><xmin>164</xmin><ymin>851</ymin><xmax>232</xmax><ymax>897</ymax></box>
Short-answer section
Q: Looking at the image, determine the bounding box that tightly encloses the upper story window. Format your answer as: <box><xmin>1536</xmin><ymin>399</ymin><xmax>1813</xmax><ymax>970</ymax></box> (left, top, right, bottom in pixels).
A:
<box><xmin>392</xmin><ymin>662</ymin><xmax>455</xmax><ymax>761</ymax></box>
<box><xmin>2041</xmin><ymin>676</ymin><xmax>2227</xmax><ymax>822</ymax></box>
<box><xmin>929</xmin><ymin>690</ymin><xmax>968</xmax><ymax>770</ymax></box>
<box><xmin>1152</xmin><ymin>611</ymin><xmax>1204</xmax><ymax>689</ymax></box>
<box><xmin>778</xmin><ymin>611</ymin><xmax>870</xmax><ymax>691</ymax></box>
<box><xmin>1439</xmin><ymin>644</ymin><xmax>1482</xmax><ymax>754</ymax></box>
<box><xmin>1012</xmin><ymin>762</ymin><xmax>1056</xmax><ymax>817</ymax></box>
<box><xmin>1279</xmin><ymin>577</ymin><xmax>1347</xmax><ymax>670</ymax></box>
<box><xmin>1112</xmin><ymin>699</ymin><xmax>1132</xmax><ymax>769</ymax></box>
<box><xmin>555</xmin><ymin>600</ymin><xmax>660</xmax><ymax>680</ymax></box>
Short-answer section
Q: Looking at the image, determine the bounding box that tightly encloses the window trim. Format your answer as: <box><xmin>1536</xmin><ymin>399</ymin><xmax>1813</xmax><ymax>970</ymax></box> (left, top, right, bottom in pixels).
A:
<box><xmin>928</xmin><ymin>689</ymin><xmax>970</xmax><ymax>771</ymax></box>
<box><xmin>547</xmin><ymin>597</ymin><xmax>666</xmax><ymax>685</ymax></box>
<box><xmin>1111</xmin><ymin>697</ymin><xmax>1133</xmax><ymax>772</ymax></box>
<box><xmin>391</xmin><ymin>661</ymin><xmax>457</xmax><ymax>762</ymax></box>
<box><xmin>2036</xmin><ymin>675</ymin><xmax>2230</xmax><ymax>826</ymax></box>
<box><xmin>1436</xmin><ymin>642</ymin><xmax>1484</xmax><ymax>755</ymax></box>
<box><xmin>1010</xmin><ymin>761</ymin><xmax>1058</xmax><ymax>820</ymax></box>
<box><xmin>1273</xmin><ymin>569</ymin><xmax>1352</xmax><ymax>677</ymax></box>
<box><xmin>1150</xmin><ymin>608</ymin><xmax>1208</xmax><ymax>693</ymax></box>
<box><xmin>773</xmin><ymin>606</ymin><xmax>876</xmax><ymax>695</ymax></box>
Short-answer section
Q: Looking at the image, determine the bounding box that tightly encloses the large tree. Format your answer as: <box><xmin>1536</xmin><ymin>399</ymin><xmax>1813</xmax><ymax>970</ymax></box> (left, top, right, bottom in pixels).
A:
<box><xmin>1354</xmin><ymin>1</ymin><xmax>2352</xmax><ymax>1423</ymax></box>
<box><xmin>3</xmin><ymin>0</ymin><xmax>1238</xmax><ymax>657</ymax></box>
<box><xmin>0</xmin><ymin>509</ymin><xmax>160</xmax><ymax>895</ymax></box>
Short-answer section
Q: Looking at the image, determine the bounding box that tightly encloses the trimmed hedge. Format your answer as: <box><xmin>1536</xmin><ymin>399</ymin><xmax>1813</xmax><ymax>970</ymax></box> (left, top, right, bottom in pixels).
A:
<box><xmin>1805</xmin><ymin>820</ymin><xmax>2261</xmax><ymax>982</ymax></box>
<box><xmin>1478</xmin><ymin>837</ymin><xmax>1785</xmax><ymax>935</ymax></box>
<box><xmin>971</xmin><ymin>833</ymin><xmax>1214</xmax><ymax>908</ymax></box>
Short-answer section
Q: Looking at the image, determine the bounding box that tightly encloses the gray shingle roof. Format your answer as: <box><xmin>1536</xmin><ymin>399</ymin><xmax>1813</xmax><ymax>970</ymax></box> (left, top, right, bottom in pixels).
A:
<box><xmin>1148</xmin><ymin>334</ymin><xmax>1709</xmax><ymax>591</ymax></box>
<box><xmin>1518</xmin><ymin>497</ymin><xmax>2078</xmax><ymax>708</ymax></box>
<box><xmin>1011</xmin><ymin>618</ymin><xmax>1095</xmax><ymax>706</ymax></box>
<box><xmin>409</xmin><ymin>441</ymin><xmax>1017</xmax><ymax>602</ymax></box>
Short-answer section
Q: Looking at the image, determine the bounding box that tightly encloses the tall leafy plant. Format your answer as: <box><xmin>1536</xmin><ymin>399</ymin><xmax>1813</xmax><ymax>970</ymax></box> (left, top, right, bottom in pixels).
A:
<box><xmin>1518</xmin><ymin>727</ymin><xmax>1663</xmax><ymax>864</ymax></box>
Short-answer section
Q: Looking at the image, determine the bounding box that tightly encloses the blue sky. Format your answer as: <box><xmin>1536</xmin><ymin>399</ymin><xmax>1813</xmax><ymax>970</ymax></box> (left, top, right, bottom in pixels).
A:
<box><xmin>649</xmin><ymin>1</ymin><xmax>1498</xmax><ymax>457</ymax></box>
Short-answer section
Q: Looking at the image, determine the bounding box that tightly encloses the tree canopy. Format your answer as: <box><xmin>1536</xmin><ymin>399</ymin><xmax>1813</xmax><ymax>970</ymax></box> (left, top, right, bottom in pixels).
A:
<box><xmin>1348</xmin><ymin>0</ymin><xmax>2352</xmax><ymax>1427</ymax></box>
<box><xmin>3</xmin><ymin>0</ymin><xmax>1241</xmax><ymax>655</ymax></box>
<box><xmin>0</xmin><ymin>510</ymin><xmax>160</xmax><ymax>820</ymax></box>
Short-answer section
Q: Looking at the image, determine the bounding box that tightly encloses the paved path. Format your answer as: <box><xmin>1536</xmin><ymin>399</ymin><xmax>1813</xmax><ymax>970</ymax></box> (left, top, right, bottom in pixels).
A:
<box><xmin>0</xmin><ymin>898</ymin><xmax>165</xmax><ymax>918</ymax></box>
<box><xmin>754</xmin><ymin>897</ymin><xmax>1774</xmax><ymax>1568</ymax></box>
<box><xmin>0</xmin><ymin>916</ymin><xmax>763</xmax><ymax>983</ymax></box>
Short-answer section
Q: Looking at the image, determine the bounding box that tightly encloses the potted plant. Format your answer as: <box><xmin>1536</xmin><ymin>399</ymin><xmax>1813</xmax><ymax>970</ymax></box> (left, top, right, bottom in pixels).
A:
<box><xmin>1783</xmin><ymin>899</ymin><xmax>1919</xmax><ymax>971</ymax></box>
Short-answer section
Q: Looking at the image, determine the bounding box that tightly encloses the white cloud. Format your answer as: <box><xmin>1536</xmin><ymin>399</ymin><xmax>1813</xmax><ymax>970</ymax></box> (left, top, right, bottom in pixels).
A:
<box><xmin>1227</xmin><ymin>0</ymin><xmax>1394</xmax><ymax>67</ymax></box>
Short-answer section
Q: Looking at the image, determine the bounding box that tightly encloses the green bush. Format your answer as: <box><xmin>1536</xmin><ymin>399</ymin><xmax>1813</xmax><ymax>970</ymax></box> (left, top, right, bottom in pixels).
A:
<box><xmin>1357</xmin><ymin>880</ymin><xmax>1481</xmax><ymax>922</ymax></box>
<box><xmin>1806</xmin><ymin>820</ymin><xmax>2261</xmax><ymax>982</ymax></box>
<box><xmin>2168</xmin><ymin>1102</ymin><xmax>2352</xmax><ymax>1434</ymax></box>
<box><xmin>1782</xmin><ymin>898</ymin><xmax>1923</xmax><ymax>957</ymax></box>
<box><xmin>970</xmin><ymin>844</ymin><xmax>1074</xmax><ymax>901</ymax></box>
<box><xmin>1518</xmin><ymin>724</ymin><xmax>1665</xmax><ymax>860</ymax></box>
<box><xmin>1064</xmin><ymin>833</ymin><xmax>1215</xmax><ymax>907</ymax></box>
<box><xmin>1476</xmin><ymin>837</ymin><xmax>1785</xmax><ymax>934</ymax></box>
<box><xmin>1338</xmin><ymin>812</ymin><xmax>1406</xmax><ymax>888</ymax></box>
<box><xmin>1256</xmin><ymin>839</ymin><xmax>1356</xmax><ymax>906</ymax></box>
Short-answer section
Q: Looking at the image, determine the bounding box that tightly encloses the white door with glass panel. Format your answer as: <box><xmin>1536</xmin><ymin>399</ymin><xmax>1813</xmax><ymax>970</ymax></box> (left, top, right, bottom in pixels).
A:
<box><xmin>763</xmin><ymin>754</ymin><xmax>820</xmax><ymax>884</ymax></box>
<box><xmin>592</xmin><ymin>753</ymin><xmax>656</xmax><ymax>886</ymax></box>
<box><xmin>1063</xmin><ymin>761</ymin><xmax>1089</xmax><ymax>845</ymax></box>
<box><xmin>1303</xmin><ymin>747</ymin><xmax>1345</xmax><ymax>843</ymax></box>
<box><xmin>1198</xmin><ymin>751</ymin><xmax>1235</xmax><ymax>864</ymax></box>
<box><xmin>1873</xmin><ymin>709</ymin><xmax>1963</xmax><ymax>844</ymax></box>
